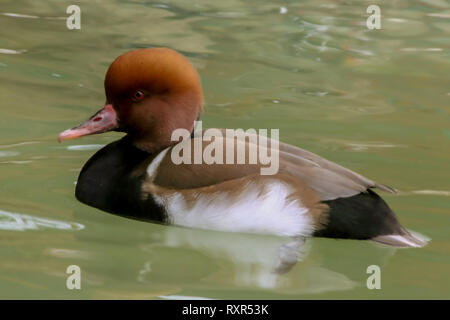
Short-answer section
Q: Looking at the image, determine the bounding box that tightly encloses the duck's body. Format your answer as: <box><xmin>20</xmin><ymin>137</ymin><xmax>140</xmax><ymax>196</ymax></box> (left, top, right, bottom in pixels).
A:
<box><xmin>60</xmin><ymin>48</ymin><xmax>427</xmax><ymax>248</ymax></box>
<box><xmin>76</xmin><ymin>131</ymin><xmax>422</xmax><ymax>247</ymax></box>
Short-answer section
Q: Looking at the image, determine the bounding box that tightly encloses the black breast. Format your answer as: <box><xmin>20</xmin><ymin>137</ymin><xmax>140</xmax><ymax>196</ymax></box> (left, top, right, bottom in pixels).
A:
<box><xmin>75</xmin><ymin>137</ymin><xmax>166</xmax><ymax>223</ymax></box>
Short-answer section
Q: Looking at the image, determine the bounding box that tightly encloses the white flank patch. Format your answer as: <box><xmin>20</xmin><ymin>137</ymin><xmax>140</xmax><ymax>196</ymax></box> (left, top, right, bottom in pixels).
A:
<box><xmin>154</xmin><ymin>181</ymin><xmax>314</xmax><ymax>237</ymax></box>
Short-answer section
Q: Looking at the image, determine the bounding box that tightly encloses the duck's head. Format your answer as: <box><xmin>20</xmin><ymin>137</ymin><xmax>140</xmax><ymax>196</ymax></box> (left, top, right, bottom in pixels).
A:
<box><xmin>58</xmin><ymin>48</ymin><xmax>203</xmax><ymax>153</ymax></box>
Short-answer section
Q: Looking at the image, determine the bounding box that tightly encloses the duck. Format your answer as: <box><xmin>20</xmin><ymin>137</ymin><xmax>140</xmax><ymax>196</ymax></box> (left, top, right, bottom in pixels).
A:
<box><xmin>58</xmin><ymin>48</ymin><xmax>427</xmax><ymax>248</ymax></box>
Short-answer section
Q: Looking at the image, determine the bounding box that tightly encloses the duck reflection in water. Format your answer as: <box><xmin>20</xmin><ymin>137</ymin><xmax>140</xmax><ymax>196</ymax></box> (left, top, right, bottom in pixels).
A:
<box><xmin>135</xmin><ymin>226</ymin><xmax>396</xmax><ymax>293</ymax></box>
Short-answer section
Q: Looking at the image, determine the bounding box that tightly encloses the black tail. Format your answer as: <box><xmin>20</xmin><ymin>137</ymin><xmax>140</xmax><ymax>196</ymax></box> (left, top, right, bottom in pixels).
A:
<box><xmin>314</xmin><ymin>189</ymin><xmax>427</xmax><ymax>247</ymax></box>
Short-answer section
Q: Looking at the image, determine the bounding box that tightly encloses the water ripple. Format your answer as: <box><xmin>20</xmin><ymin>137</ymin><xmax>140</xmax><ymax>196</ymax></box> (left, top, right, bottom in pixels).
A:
<box><xmin>1</xmin><ymin>12</ymin><xmax>39</xmax><ymax>19</ymax></box>
<box><xmin>0</xmin><ymin>48</ymin><xmax>26</xmax><ymax>55</ymax></box>
<box><xmin>66</xmin><ymin>144</ymin><xmax>105</xmax><ymax>151</ymax></box>
<box><xmin>412</xmin><ymin>190</ymin><xmax>450</xmax><ymax>196</ymax></box>
<box><xmin>0</xmin><ymin>210</ymin><xmax>85</xmax><ymax>231</ymax></box>
<box><xmin>0</xmin><ymin>151</ymin><xmax>19</xmax><ymax>157</ymax></box>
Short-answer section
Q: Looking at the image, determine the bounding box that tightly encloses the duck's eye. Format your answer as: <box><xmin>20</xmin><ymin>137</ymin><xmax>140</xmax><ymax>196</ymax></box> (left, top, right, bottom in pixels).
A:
<box><xmin>133</xmin><ymin>90</ymin><xmax>145</xmax><ymax>101</ymax></box>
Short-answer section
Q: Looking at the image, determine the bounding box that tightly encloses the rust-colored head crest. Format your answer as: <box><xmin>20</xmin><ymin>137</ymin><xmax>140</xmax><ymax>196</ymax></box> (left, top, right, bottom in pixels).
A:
<box><xmin>59</xmin><ymin>48</ymin><xmax>203</xmax><ymax>153</ymax></box>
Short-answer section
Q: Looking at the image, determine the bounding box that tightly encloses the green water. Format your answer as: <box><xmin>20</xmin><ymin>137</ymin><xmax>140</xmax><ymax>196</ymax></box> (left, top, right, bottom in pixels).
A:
<box><xmin>0</xmin><ymin>0</ymin><xmax>449</xmax><ymax>299</ymax></box>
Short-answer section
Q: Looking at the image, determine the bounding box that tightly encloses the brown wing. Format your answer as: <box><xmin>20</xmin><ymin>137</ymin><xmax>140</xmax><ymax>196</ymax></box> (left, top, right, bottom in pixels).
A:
<box><xmin>151</xmin><ymin>129</ymin><xmax>396</xmax><ymax>201</ymax></box>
